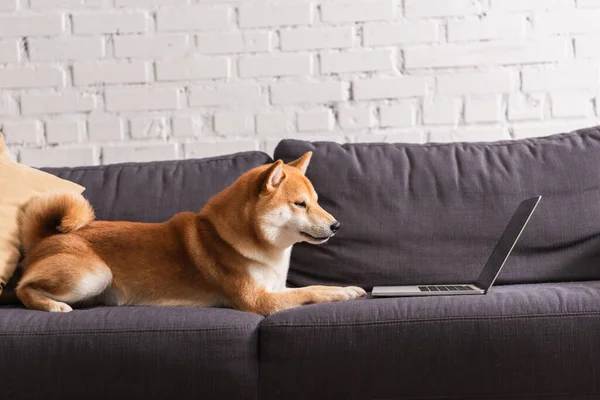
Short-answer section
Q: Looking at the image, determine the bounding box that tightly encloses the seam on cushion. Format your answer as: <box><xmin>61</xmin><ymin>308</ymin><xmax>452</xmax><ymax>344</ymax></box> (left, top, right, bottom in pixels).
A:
<box><xmin>0</xmin><ymin>325</ymin><xmax>261</xmax><ymax>337</ymax></box>
<box><xmin>279</xmin><ymin>127</ymin><xmax>600</xmax><ymax>151</ymax></box>
<box><xmin>261</xmin><ymin>310</ymin><xmax>600</xmax><ymax>329</ymax></box>
<box><xmin>41</xmin><ymin>151</ymin><xmax>273</xmax><ymax>173</ymax></box>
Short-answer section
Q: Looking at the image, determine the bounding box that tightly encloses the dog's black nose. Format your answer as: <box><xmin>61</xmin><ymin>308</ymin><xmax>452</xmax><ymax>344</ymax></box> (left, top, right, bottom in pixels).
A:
<box><xmin>330</xmin><ymin>221</ymin><xmax>340</xmax><ymax>233</ymax></box>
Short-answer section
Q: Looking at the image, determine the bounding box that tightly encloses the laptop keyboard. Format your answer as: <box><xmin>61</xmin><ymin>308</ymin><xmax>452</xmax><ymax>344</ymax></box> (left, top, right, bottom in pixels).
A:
<box><xmin>418</xmin><ymin>285</ymin><xmax>474</xmax><ymax>292</ymax></box>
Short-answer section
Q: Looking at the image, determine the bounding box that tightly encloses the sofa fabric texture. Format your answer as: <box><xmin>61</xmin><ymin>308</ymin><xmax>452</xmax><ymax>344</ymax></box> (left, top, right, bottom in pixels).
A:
<box><xmin>258</xmin><ymin>281</ymin><xmax>600</xmax><ymax>400</ymax></box>
<box><xmin>274</xmin><ymin>128</ymin><xmax>600</xmax><ymax>289</ymax></box>
<box><xmin>0</xmin><ymin>306</ymin><xmax>263</xmax><ymax>400</ymax></box>
<box><xmin>42</xmin><ymin>151</ymin><xmax>273</xmax><ymax>223</ymax></box>
<box><xmin>3</xmin><ymin>129</ymin><xmax>600</xmax><ymax>400</ymax></box>
<box><xmin>0</xmin><ymin>151</ymin><xmax>274</xmax><ymax>400</ymax></box>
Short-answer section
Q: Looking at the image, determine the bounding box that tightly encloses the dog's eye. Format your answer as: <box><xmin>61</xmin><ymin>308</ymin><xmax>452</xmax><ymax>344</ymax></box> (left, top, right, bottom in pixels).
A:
<box><xmin>294</xmin><ymin>201</ymin><xmax>307</xmax><ymax>208</ymax></box>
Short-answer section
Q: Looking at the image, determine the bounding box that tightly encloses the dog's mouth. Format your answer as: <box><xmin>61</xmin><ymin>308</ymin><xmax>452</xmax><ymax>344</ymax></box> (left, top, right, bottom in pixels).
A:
<box><xmin>300</xmin><ymin>231</ymin><xmax>332</xmax><ymax>243</ymax></box>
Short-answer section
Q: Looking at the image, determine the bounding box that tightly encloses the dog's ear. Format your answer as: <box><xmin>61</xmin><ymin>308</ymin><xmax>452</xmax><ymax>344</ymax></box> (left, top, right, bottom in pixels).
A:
<box><xmin>263</xmin><ymin>160</ymin><xmax>284</xmax><ymax>192</ymax></box>
<box><xmin>287</xmin><ymin>151</ymin><xmax>312</xmax><ymax>175</ymax></box>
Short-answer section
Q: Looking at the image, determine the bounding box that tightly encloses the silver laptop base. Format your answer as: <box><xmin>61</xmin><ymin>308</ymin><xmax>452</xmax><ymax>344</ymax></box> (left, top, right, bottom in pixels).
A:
<box><xmin>372</xmin><ymin>284</ymin><xmax>485</xmax><ymax>297</ymax></box>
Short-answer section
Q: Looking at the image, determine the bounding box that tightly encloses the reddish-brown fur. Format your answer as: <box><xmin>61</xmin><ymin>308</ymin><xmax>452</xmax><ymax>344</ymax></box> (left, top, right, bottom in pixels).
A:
<box><xmin>16</xmin><ymin>153</ymin><xmax>366</xmax><ymax>314</ymax></box>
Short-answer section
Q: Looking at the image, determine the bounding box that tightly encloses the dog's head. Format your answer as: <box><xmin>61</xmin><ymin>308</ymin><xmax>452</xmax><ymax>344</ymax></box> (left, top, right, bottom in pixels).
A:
<box><xmin>255</xmin><ymin>152</ymin><xmax>339</xmax><ymax>248</ymax></box>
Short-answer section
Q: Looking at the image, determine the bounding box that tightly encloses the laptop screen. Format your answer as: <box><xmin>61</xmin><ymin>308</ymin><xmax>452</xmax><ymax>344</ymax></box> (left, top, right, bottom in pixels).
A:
<box><xmin>475</xmin><ymin>196</ymin><xmax>541</xmax><ymax>291</ymax></box>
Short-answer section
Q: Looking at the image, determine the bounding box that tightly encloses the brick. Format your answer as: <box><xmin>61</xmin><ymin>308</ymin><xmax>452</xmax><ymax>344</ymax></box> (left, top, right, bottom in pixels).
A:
<box><xmin>239</xmin><ymin>4</ymin><xmax>312</xmax><ymax>28</ymax></box>
<box><xmin>428</xmin><ymin>127</ymin><xmax>510</xmax><ymax>143</ymax></box>
<box><xmin>115</xmin><ymin>34</ymin><xmax>190</xmax><ymax>58</ymax></box>
<box><xmin>46</xmin><ymin>119</ymin><xmax>84</xmax><ymax>143</ymax></box>
<box><xmin>130</xmin><ymin>116</ymin><xmax>169</xmax><ymax>139</ymax></box>
<box><xmin>157</xmin><ymin>6</ymin><xmax>230</xmax><ymax>32</ymax></box>
<box><xmin>256</xmin><ymin>113</ymin><xmax>292</xmax><ymax>135</ymax></box>
<box><xmin>436</xmin><ymin>70</ymin><xmax>514</xmax><ymax>95</ymax></box>
<box><xmin>239</xmin><ymin>54</ymin><xmax>311</xmax><ymax>78</ymax></box>
<box><xmin>0</xmin><ymin>14</ymin><xmax>64</xmax><ymax>37</ymax></box>
<box><xmin>116</xmin><ymin>0</ymin><xmax>187</xmax><ymax>5</ymax></box>
<box><xmin>0</xmin><ymin>39</ymin><xmax>19</xmax><ymax>63</ymax></box>
<box><xmin>197</xmin><ymin>32</ymin><xmax>271</xmax><ymax>54</ymax></box>
<box><xmin>354</xmin><ymin>131</ymin><xmax>425</xmax><ymax>144</ymax></box>
<box><xmin>551</xmin><ymin>92</ymin><xmax>592</xmax><ymax>118</ymax></box>
<box><xmin>73</xmin><ymin>61</ymin><xmax>151</xmax><ymax>86</ymax></box>
<box><xmin>21</xmin><ymin>148</ymin><xmax>96</xmax><ymax>168</ymax></box>
<box><xmin>423</xmin><ymin>98</ymin><xmax>461</xmax><ymax>125</ymax></box>
<box><xmin>88</xmin><ymin>116</ymin><xmax>125</xmax><ymax>141</ymax></box>
<box><xmin>578</xmin><ymin>0</ymin><xmax>600</xmax><ymax>7</ymax></box>
<box><xmin>31</xmin><ymin>0</ymin><xmax>107</xmax><ymax>9</ymax></box>
<box><xmin>405</xmin><ymin>0</ymin><xmax>482</xmax><ymax>18</ymax></box>
<box><xmin>338</xmin><ymin>106</ymin><xmax>375</xmax><ymax>129</ymax></box>
<box><xmin>156</xmin><ymin>57</ymin><xmax>229</xmax><ymax>81</ymax></box>
<box><xmin>172</xmin><ymin>115</ymin><xmax>202</xmax><ymax>137</ymax></box>
<box><xmin>363</xmin><ymin>22</ymin><xmax>438</xmax><ymax>46</ymax></box>
<box><xmin>448</xmin><ymin>16</ymin><xmax>526</xmax><ymax>42</ymax></box>
<box><xmin>5</xmin><ymin>148</ymin><xmax>17</xmax><ymax>160</ymax></box>
<box><xmin>576</xmin><ymin>35</ymin><xmax>600</xmax><ymax>59</ymax></box>
<box><xmin>353</xmin><ymin>77</ymin><xmax>431</xmax><ymax>100</ymax></box>
<box><xmin>491</xmin><ymin>0</ymin><xmax>572</xmax><ymax>11</ymax></box>
<box><xmin>522</xmin><ymin>65</ymin><xmax>600</xmax><ymax>91</ymax></box>
<box><xmin>508</xmin><ymin>94</ymin><xmax>545</xmax><ymax>121</ymax></box>
<box><xmin>73</xmin><ymin>11</ymin><xmax>149</xmax><ymax>34</ymax></box>
<box><xmin>0</xmin><ymin>66</ymin><xmax>64</xmax><ymax>89</ymax></box>
<box><xmin>0</xmin><ymin>94</ymin><xmax>17</xmax><ymax>116</ymax></box>
<box><xmin>321</xmin><ymin>1</ymin><xmax>395</xmax><ymax>23</ymax></box>
<box><xmin>297</xmin><ymin>109</ymin><xmax>334</xmax><ymax>131</ymax></box>
<box><xmin>28</xmin><ymin>37</ymin><xmax>104</xmax><ymax>61</ymax></box>
<box><xmin>270</xmin><ymin>81</ymin><xmax>345</xmax><ymax>104</ymax></box>
<box><xmin>512</xmin><ymin>120</ymin><xmax>592</xmax><ymax>139</ymax></box>
<box><xmin>214</xmin><ymin>112</ymin><xmax>254</xmax><ymax>135</ymax></box>
<box><xmin>22</xmin><ymin>92</ymin><xmax>95</xmax><ymax>115</ymax></box>
<box><xmin>465</xmin><ymin>95</ymin><xmax>503</xmax><ymax>123</ymax></box>
<box><xmin>2</xmin><ymin>120</ymin><xmax>43</xmax><ymax>144</ymax></box>
<box><xmin>379</xmin><ymin>103</ymin><xmax>415</xmax><ymax>127</ymax></box>
<box><xmin>0</xmin><ymin>0</ymin><xmax>18</xmax><ymax>11</ymax></box>
<box><xmin>189</xmin><ymin>83</ymin><xmax>263</xmax><ymax>106</ymax></box>
<box><xmin>535</xmin><ymin>9</ymin><xmax>600</xmax><ymax>35</ymax></box>
<box><xmin>103</xmin><ymin>144</ymin><xmax>178</xmax><ymax>164</ymax></box>
<box><xmin>321</xmin><ymin>50</ymin><xmax>393</xmax><ymax>74</ymax></box>
<box><xmin>405</xmin><ymin>38</ymin><xmax>569</xmax><ymax>69</ymax></box>
<box><xmin>105</xmin><ymin>87</ymin><xmax>182</xmax><ymax>112</ymax></box>
<box><xmin>281</xmin><ymin>27</ymin><xmax>354</xmax><ymax>51</ymax></box>
<box><xmin>185</xmin><ymin>141</ymin><xmax>259</xmax><ymax>159</ymax></box>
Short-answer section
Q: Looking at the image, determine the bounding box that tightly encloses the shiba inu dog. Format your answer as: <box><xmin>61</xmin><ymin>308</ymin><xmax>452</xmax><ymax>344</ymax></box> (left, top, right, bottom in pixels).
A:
<box><xmin>16</xmin><ymin>152</ymin><xmax>366</xmax><ymax>315</ymax></box>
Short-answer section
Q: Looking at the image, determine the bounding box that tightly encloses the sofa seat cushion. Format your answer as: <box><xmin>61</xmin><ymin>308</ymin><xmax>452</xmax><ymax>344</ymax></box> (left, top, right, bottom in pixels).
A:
<box><xmin>0</xmin><ymin>306</ymin><xmax>263</xmax><ymax>400</ymax></box>
<box><xmin>42</xmin><ymin>151</ymin><xmax>273</xmax><ymax>223</ymax></box>
<box><xmin>275</xmin><ymin>128</ymin><xmax>600</xmax><ymax>289</ymax></box>
<box><xmin>259</xmin><ymin>282</ymin><xmax>600</xmax><ymax>400</ymax></box>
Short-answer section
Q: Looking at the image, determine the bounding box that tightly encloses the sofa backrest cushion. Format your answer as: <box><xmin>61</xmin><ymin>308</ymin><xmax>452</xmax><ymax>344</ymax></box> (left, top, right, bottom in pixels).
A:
<box><xmin>42</xmin><ymin>151</ymin><xmax>273</xmax><ymax>223</ymax></box>
<box><xmin>274</xmin><ymin>127</ymin><xmax>600</xmax><ymax>289</ymax></box>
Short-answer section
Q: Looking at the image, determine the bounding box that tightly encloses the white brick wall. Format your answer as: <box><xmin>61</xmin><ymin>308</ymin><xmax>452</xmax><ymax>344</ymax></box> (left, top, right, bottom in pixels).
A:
<box><xmin>2</xmin><ymin>0</ymin><xmax>600</xmax><ymax>167</ymax></box>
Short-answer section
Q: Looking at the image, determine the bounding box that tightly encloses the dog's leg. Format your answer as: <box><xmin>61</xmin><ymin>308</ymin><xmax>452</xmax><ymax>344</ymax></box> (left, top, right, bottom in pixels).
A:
<box><xmin>228</xmin><ymin>282</ymin><xmax>366</xmax><ymax>315</ymax></box>
<box><xmin>17</xmin><ymin>254</ymin><xmax>112</xmax><ymax>313</ymax></box>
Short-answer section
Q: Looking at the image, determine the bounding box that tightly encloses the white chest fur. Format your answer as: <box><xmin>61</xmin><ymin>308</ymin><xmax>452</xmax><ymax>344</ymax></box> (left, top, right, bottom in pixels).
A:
<box><xmin>249</xmin><ymin>247</ymin><xmax>292</xmax><ymax>292</ymax></box>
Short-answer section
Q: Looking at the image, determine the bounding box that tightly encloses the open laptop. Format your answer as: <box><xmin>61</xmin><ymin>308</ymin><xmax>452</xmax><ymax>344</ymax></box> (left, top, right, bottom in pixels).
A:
<box><xmin>371</xmin><ymin>196</ymin><xmax>541</xmax><ymax>297</ymax></box>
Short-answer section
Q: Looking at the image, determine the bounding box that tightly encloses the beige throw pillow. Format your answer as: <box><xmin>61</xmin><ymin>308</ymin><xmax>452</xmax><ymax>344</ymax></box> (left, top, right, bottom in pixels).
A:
<box><xmin>0</xmin><ymin>133</ymin><xmax>7</xmax><ymax>157</ymax></box>
<box><xmin>0</xmin><ymin>133</ymin><xmax>84</xmax><ymax>294</ymax></box>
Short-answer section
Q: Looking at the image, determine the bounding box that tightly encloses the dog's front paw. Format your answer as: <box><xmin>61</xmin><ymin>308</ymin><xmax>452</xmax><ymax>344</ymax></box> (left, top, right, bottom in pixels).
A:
<box><xmin>344</xmin><ymin>286</ymin><xmax>367</xmax><ymax>298</ymax></box>
<box><xmin>312</xmin><ymin>285</ymin><xmax>367</xmax><ymax>303</ymax></box>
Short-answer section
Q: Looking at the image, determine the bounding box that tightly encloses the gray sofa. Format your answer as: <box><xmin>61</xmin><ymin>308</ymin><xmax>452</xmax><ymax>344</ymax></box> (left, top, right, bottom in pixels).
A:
<box><xmin>2</xmin><ymin>127</ymin><xmax>600</xmax><ymax>400</ymax></box>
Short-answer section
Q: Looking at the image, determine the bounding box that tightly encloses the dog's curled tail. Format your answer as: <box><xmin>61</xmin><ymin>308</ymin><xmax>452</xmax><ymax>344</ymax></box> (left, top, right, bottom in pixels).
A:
<box><xmin>19</xmin><ymin>191</ymin><xmax>95</xmax><ymax>253</ymax></box>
